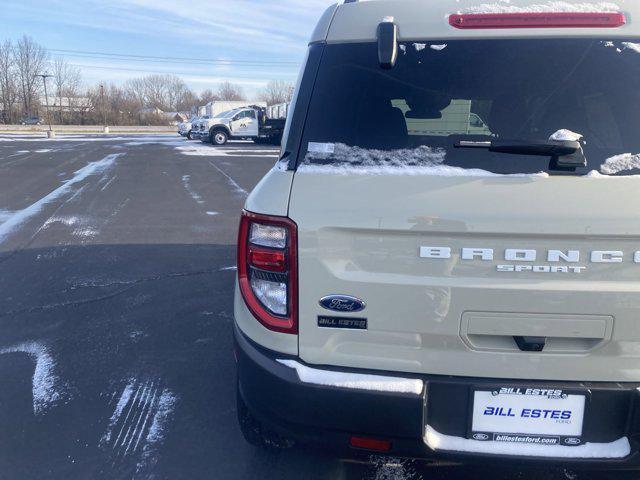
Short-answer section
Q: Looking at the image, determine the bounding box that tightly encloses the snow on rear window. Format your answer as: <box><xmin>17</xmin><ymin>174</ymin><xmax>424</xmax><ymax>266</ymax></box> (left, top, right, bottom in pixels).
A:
<box><xmin>600</xmin><ymin>153</ymin><xmax>640</xmax><ymax>175</ymax></box>
<box><xmin>300</xmin><ymin>143</ymin><xmax>548</xmax><ymax>177</ymax></box>
<box><xmin>461</xmin><ymin>1</ymin><xmax>620</xmax><ymax>14</ymax></box>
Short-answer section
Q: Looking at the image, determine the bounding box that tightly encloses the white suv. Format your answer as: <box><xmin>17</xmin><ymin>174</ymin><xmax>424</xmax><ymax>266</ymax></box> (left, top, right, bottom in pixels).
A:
<box><xmin>234</xmin><ymin>0</ymin><xmax>640</xmax><ymax>468</ymax></box>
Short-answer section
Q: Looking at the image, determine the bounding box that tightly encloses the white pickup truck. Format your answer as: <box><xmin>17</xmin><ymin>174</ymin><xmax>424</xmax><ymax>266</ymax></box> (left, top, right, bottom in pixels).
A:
<box><xmin>178</xmin><ymin>116</ymin><xmax>201</xmax><ymax>139</ymax></box>
<box><xmin>234</xmin><ymin>0</ymin><xmax>640</xmax><ymax>470</ymax></box>
<box><xmin>196</xmin><ymin>105</ymin><xmax>288</xmax><ymax>145</ymax></box>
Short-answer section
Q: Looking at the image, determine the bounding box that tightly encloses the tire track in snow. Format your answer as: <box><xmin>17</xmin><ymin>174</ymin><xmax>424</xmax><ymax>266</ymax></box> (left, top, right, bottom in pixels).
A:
<box><xmin>0</xmin><ymin>153</ymin><xmax>124</xmax><ymax>244</ymax></box>
<box><xmin>101</xmin><ymin>379</ymin><xmax>177</xmax><ymax>472</ymax></box>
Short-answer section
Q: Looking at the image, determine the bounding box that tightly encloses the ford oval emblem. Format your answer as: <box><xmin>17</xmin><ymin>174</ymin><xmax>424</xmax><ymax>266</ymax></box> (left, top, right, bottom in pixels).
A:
<box><xmin>319</xmin><ymin>295</ymin><xmax>366</xmax><ymax>313</ymax></box>
<box><xmin>472</xmin><ymin>433</ymin><xmax>489</xmax><ymax>441</ymax></box>
<box><xmin>564</xmin><ymin>438</ymin><xmax>581</xmax><ymax>446</ymax></box>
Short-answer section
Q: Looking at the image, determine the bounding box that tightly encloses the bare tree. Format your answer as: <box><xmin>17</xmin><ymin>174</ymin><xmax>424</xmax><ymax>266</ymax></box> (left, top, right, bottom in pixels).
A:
<box><xmin>52</xmin><ymin>57</ymin><xmax>82</xmax><ymax>123</ymax></box>
<box><xmin>258</xmin><ymin>80</ymin><xmax>294</xmax><ymax>106</ymax></box>
<box><xmin>13</xmin><ymin>35</ymin><xmax>49</xmax><ymax>117</ymax></box>
<box><xmin>199</xmin><ymin>89</ymin><xmax>219</xmax><ymax>105</ymax></box>
<box><xmin>0</xmin><ymin>40</ymin><xmax>18</xmax><ymax>123</ymax></box>
<box><xmin>124</xmin><ymin>74</ymin><xmax>196</xmax><ymax>112</ymax></box>
<box><xmin>217</xmin><ymin>81</ymin><xmax>245</xmax><ymax>101</ymax></box>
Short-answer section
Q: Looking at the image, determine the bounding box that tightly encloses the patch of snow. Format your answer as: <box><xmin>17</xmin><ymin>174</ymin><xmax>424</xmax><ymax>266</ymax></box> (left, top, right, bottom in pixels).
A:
<box><xmin>462</xmin><ymin>1</ymin><xmax>620</xmax><ymax>13</ymax></box>
<box><xmin>0</xmin><ymin>134</ymin><xmax>180</xmax><ymax>143</ymax></box>
<box><xmin>205</xmin><ymin>211</ymin><xmax>219</xmax><ymax>216</ymax></box>
<box><xmin>99</xmin><ymin>175</ymin><xmax>117</xmax><ymax>192</ymax></box>
<box><xmin>277</xmin><ymin>359</ymin><xmax>424</xmax><ymax>395</ymax></box>
<box><xmin>102</xmin><ymin>381</ymin><xmax>135</xmax><ymax>444</ymax></box>
<box><xmin>0</xmin><ymin>209</ymin><xmax>14</xmax><ymax>222</ymax></box>
<box><xmin>137</xmin><ymin>388</ymin><xmax>177</xmax><ymax>473</ymax></box>
<box><xmin>73</xmin><ymin>226</ymin><xmax>100</xmax><ymax>238</ymax></box>
<box><xmin>220</xmin><ymin>266</ymin><xmax>237</xmax><ymax>271</ymax></box>
<box><xmin>34</xmin><ymin>149</ymin><xmax>52</xmax><ymax>153</ymax></box>
<box><xmin>425</xmin><ymin>426</ymin><xmax>630</xmax><ymax>459</ymax></box>
<box><xmin>413</xmin><ymin>43</ymin><xmax>427</xmax><ymax>52</ymax></box>
<box><xmin>302</xmin><ymin>143</ymin><xmax>548</xmax><ymax>177</ymax></box>
<box><xmin>181</xmin><ymin>175</ymin><xmax>204</xmax><ymax>204</ymax></box>
<box><xmin>431</xmin><ymin>44</ymin><xmax>447</xmax><ymax>51</ymax></box>
<box><xmin>549</xmin><ymin>129</ymin><xmax>583</xmax><ymax>142</ymax></box>
<box><xmin>207</xmin><ymin>160</ymin><xmax>248</xmax><ymax>196</ymax></box>
<box><xmin>622</xmin><ymin>42</ymin><xmax>640</xmax><ymax>54</ymax></box>
<box><xmin>381</xmin><ymin>16</ymin><xmax>394</xmax><ymax>23</ymax></box>
<box><xmin>600</xmin><ymin>153</ymin><xmax>640</xmax><ymax>175</ymax></box>
<box><xmin>0</xmin><ymin>153</ymin><xmax>122</xmax><ymax>243</ymax></box>
<box><xmin>274</xmin><ymin>157</ymin><xmax>289</xmax><ymax>171</ymax></box>
<box><xmin>0</xmin><ymin>342</ymin><xmax>68</xmax><ymax>415</ymax></box>
<box><xmin>174</xmin><ymin>145</ymin><xmax>278</xmax><ymax>158</ymax></box>
<box><xmin>399</xmin><ymin>44</ymin><xmax>407</xmax><ymax>54</ymax></box>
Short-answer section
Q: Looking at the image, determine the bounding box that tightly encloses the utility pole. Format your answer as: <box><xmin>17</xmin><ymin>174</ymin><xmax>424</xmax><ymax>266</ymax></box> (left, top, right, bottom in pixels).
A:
<box><xmin>35</xmin><ymin>74</ymin><xmax>54</xmax><ymax>138</ymax></box>
<box><xmin>100</xmin><ymin>84</ymin><xmax>108</xmax><ymax>133</ymax></box>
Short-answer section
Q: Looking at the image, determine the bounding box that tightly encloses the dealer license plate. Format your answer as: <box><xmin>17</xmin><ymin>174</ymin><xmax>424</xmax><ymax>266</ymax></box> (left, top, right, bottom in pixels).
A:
<box><xmin>470</xmin><ymin>387</ymin><xmax>586</xmax><ymax>446</ymax></box>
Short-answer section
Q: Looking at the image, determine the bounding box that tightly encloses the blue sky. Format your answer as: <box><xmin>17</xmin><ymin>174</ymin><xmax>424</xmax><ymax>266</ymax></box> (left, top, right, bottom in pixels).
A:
<box><xmin>0</xmin><ymin>0</ymin><xmax>335</xmax><ymax>95</ymax></box>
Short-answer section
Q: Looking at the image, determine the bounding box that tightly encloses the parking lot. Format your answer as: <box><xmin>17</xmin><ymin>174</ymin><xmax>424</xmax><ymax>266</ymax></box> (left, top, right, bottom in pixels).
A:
<box><xmin>0</xmin><ymin>135</ymin><xmax>631</xmax><ymax>480</ymax></box>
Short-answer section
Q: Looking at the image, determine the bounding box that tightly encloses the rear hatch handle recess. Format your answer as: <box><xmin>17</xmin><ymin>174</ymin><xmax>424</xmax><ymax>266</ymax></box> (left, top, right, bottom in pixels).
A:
<box><xmin>455</xmin><ymin>139</ymin><xmax>587</xmax><ymax>171</ymax></box>
<box><xmin>513</xmin><ymin>336</ymin><xmax>547</xmax><ymax>352</ymax></box>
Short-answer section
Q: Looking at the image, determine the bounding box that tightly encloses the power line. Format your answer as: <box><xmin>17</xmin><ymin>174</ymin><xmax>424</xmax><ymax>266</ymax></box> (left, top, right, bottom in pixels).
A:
<box><xmin>52</xmin><ymin>52</ymin><xmax>296</xmax><ymax>68</ymax></box>
<box><xmin>66</xmin><ymin>62</ymin><xmax>296</xmax><ymax>80</ymax></box>
<box><xmin>49</xmin><ymin>48</ymin><xmax>299</xmax><ymax>65</ymax></box>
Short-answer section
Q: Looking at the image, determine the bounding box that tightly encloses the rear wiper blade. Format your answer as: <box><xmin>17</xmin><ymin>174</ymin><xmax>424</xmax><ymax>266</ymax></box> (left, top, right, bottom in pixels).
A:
<box><xmin>455</xmin><ymin>139</ymin><xmax>587</xmax><ymax>171</ymax></box>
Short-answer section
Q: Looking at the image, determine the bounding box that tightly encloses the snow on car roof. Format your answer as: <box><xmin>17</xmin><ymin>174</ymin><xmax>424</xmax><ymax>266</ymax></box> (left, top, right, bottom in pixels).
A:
<box><xmin>312</xmin><ymin>0</ymin><xmax>639</xmax><ymax>44</ymax></box>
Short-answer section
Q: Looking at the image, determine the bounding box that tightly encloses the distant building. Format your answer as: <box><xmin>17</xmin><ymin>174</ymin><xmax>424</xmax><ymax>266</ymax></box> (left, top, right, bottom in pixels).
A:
<box><xmin>163</xmin><ymin>111</ymin><xmax>189</xmax><ymax>125</ymax></box>
<box><xmin>138</xmin><ymin>107</ymin><xmax>164</xmax><ymax>116</ymax></box>
<box><xmin>40</xmin><ymin>96</ymin><xmax>91</xmax><ymax>112</ymax></box>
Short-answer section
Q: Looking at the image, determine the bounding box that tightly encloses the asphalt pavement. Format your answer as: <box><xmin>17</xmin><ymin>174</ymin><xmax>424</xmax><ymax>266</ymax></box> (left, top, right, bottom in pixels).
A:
<box><xmin>0</xmin><ymin>134</ymin><xmax>632</xmax><ymax>480</ymax></box>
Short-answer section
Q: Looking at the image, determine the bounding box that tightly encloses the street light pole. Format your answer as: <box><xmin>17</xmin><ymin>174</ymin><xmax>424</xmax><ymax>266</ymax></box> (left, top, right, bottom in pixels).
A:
<box><xmin>100</xmin><ymin>84</ymin><xmax>108</xmax><ymax>134</ymax></box>
<box><xmin>35</xmin><ymin>74</ymin><xmax>54</xmax><ymax>138</ymax></box>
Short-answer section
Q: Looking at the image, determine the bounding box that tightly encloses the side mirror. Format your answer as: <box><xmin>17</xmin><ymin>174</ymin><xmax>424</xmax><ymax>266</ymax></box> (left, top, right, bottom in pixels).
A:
<box><xmin>377</xmin><ymin>20</ymin><xmax>398</xmax><ymax>69</ymax></box>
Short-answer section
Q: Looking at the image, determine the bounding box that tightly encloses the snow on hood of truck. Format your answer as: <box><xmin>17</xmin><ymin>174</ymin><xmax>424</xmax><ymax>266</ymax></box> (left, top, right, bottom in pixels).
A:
<box><xmin>313</xmin><ymin>0</ymin><xmax>638</xmax><ymax>44</ymax></box>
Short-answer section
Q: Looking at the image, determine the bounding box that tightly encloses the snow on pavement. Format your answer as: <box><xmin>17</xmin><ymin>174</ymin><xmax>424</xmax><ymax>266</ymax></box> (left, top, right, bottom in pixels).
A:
<box><xmin>207</xmin><ymin>160</ymin><xmax>248</xmax><ymax>196</ymax></box>
<box><xmin>0</xmin><ymin>135</ymin><xmax>179</xmax><ymax>143</ymax></box>
<box><xmin>0</xmin><ymin>153</ymin><xmax>123</xmax><ymax>244</ymax></box>
<box><xmin>174</xmin><ymin>144</ymin><xmax>279</xmax><ymax>158</ymax></box>
<box><xmin>0</xmin><ymin>342</ymin><xmax>69</xmax><ymax>415</ymax></box>
<box><xmin>181</xmin><ymin>175</ymin><xmax>205</xmax><ymax>204</ymax></box>
<box><xmin>101</xmin><ymin>378</ymin><xmax>178</xmax><ymax>472</ymax></box>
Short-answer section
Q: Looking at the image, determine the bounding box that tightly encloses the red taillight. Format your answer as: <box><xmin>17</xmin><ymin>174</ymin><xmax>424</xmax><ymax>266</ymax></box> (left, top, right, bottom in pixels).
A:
<box><xmin>349</xmin><ymin>436</ymin><xmax>392</xmax><ymax>452</ymax></box>
<box><xmin>238</xmin><ymin>210</ymin><xmax>298</xmax><ymax>334</ymax></box>
<box><xmin>248</xmin><ymin>246</ymin><xmax>286</xmax><ymax>272</ymax></box>
<box><xmin>449</xmin><ymin>12</ymin><xmax>626</xmax><ymax>29</ymax></box>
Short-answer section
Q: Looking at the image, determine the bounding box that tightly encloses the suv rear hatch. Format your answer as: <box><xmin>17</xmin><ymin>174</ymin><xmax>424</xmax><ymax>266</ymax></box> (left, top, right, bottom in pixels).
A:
<box><xmin>289</xmin><ymin>38</ymin><xmax>640</xmax><ymax>382</ymax></box>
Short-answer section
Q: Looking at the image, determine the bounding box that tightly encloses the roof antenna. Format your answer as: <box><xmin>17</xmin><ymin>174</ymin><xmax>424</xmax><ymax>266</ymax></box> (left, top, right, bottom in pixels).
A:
<box><xmin>378</xmin><ymin>17</ymin><xmax>398</xmax><ymax>69</ymax></box>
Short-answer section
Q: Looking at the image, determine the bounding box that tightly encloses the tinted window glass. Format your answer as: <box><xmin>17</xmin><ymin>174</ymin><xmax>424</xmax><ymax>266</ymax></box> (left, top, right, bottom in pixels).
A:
<box><xmin>301</xmin><ymin>39</ymin><xmax>640</xmax><ymax>175</ymax></box>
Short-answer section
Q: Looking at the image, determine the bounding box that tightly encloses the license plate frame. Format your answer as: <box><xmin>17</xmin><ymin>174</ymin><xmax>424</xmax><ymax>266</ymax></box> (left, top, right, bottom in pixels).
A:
<box><xmin>467</xmin><ymin>386</ymin><xmax>589</xmax><ymax>447</ymax></box>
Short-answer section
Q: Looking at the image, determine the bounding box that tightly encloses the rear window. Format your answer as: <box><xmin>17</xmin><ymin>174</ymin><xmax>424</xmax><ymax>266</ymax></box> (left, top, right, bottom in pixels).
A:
<box><xmin>299</xmin><ymin>39</ymin><xmax>640</xmax><ymax>176</ymax></box>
